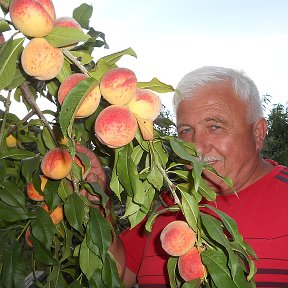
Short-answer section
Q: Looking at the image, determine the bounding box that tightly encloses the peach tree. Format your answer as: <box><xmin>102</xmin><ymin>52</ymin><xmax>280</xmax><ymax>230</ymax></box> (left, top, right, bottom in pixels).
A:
<box><xmin>0</xmin><ymin>0</ymin><xmax>257</xmax><ymax>287</ymax></box>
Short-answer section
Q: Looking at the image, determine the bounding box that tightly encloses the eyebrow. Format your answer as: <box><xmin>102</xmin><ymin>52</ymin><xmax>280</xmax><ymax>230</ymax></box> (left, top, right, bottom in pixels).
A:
<box><xmin>204</xmin><ymin>116</ymin><xmax>228</xmax><ymax>124</ymax></box>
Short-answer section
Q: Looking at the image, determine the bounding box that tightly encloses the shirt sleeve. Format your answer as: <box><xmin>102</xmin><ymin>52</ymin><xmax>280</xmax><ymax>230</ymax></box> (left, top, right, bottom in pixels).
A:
<box><xmin>119</xmin><ymin>219</ymin><xmax>147</xmax><ymax>274</ymax></box>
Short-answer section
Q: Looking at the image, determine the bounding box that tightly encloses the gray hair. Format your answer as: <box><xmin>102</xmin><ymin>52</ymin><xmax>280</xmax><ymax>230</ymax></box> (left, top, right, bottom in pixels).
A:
<box><xmin>173</xmin><ymin>66</ymin><xmax>263</xmax><ymax>123</ymax></box>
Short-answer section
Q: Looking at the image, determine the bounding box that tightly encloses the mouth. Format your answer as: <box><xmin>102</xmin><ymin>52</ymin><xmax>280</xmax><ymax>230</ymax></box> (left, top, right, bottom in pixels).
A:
<box><xmin>197</xmin><ymin>156</ymin><xmax>223</xmax><ymax>165</ymax></box>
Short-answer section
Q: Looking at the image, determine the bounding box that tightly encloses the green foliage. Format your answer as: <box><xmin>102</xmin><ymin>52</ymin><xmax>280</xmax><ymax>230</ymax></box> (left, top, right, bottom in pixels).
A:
<box><xmin>262</xmin><ymin>103</ymin><xmax>288</xmax><ymax>165</ymax></box>
<box><xmin>0</xmin><ymin>2</ymin><xmax>258</xmax><ymax>288</ymax></box>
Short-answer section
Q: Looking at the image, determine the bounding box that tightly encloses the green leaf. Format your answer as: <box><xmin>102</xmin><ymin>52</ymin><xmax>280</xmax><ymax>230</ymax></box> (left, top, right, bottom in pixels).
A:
<box><xmin>0</xmin><ymin>37</ymin><xmax>24</xmax><ymax>90</ymax></box>
<box><xmin>89</xmin><ymin>270</ymin><xmax>106</xmax><ymax>288</ymax></box>
<box><xmin>45</xmin><ymin>26</ymin><xmax>90</xmax><ymax>48</ymax></box>
<box><xmin>56</xmin><ymin>59</ymin><xmax>72</xmax><ymax>83</ymax></box>
<box><xmin>46</xmin><ymin>265</ymin><xmax>67</xmax><ymax>287</ymax></box>
<box><xmin>204</xmin><ymin>205</ymin><xmax>243</xmax><ymax>243</ymax></box>
<box><xmin>80</xmin><ymin>237</ymin><xmax>102</xmax><ymax>280</ymax></box>
<box><xmin>21</xmin><ymin>156</ymin><xmax>40</xmax><ymax>182</ymax></box>
<box><xmin>102</xmin><ymin>254</ymin><xmax>122</xmax><ymax>288</ymax></box>
<box><xmin>58</xmin><ymin>178</ymin><xmax>73</xmax><ymax>201</ymax></box>
<box><xmin>64</xmin><ymin>193</ymin><xmax>86</xmax><ymax>232</ymax></box>
<box><xmin>0</xmin><ymin>201</ymin><xmax>28</xmax><ymax>222</ymax></box>
<box><xmin>180</xmin><ymin>191</ymin><xmax>199</xmax><ymax>232</ymax></box>
<box><xmin>182</xmin><ymin>279</ymin><xmax>202</xmax><ymax>288</ymax></box>
<box><xmin>31</xmin><ymin>208</ymin><xmax>56</xmax><ymax>249</ymax></box>
<box><xmin>31</xmin><ymin>236</ymin><xmax>58</xmax><ymax>265</ymax></box>
<box><xmin>0</xmin><ymin>180</ymin><xmax>25</xmax><ymax>208</ymax></box>
<box><xmin>59</xmin><ymin>78</ymin><xmax>98</xmax><ymax>137</ymax></box>
<box><xmin>201</xmin><ymin>250</ymin><xmax>251</xmax><ymax>288</ymax></box>
<box><xmin>131</xmin><ymin>145</ymin><xmax>144</xmax><ymax>165</ymax></box>
<box><xmin>0</xmin><ymin>148</ymin><xmax>35</xmax><ymax>160</ymax></box>
<box><xmin>5</xmin><ymin>66</ymin><xmax>26</xmax><ymax>90</ymax></box>
<box><xmin>73</xmin><ymin>3</ymin><xmax>93</xmax><ymax>29</ymax></box>
<box><xmin>98</xmin><ymin>47</ymin><xmax>137</xmax><ymax>66</ymax></box>
<box><xmin>0</xmin><ymin>17</ymin><xmax>10</xmax><ymax>32</ymax></box>
<box><xmin>87</xmin><ymin>208</ymin><xmax>113</xmax><ymax>260</ymax></box>
<box><xmin>128</xmin><ymin>208</ymin><xmax>146</xmax><ymax>229</ymax></box>
<box><xmin>1</xmin><ymin>240</ymin><xmax>25</xmax><ymax>288</ymax></box>
<box><xmin>147</xmin><ymin>162</ymin><xmax>163</xmax><ymax>190</ymax></box>
<box><xmin>71</xmin><ymin>51</ymin><xmax>93</xmax><ymax>65</ymax></box>
<box><xmin>138</xmin><ymin>77</ymin><xmax>174</xmax><ymax>93</ymax></box>
<box><xmin>167</xmin><ymin>257</ymin><xmax>178</xmax><ymax>288</ymax></box>
<box><xmin>42</xmin><ymin>126</ymin><xmax>57</xmax><ymax>150</ymax></box>
<box><xmin>170</xmin><ymin>139</ymin><xmax>203</xmax><ymax>191</ymax></box>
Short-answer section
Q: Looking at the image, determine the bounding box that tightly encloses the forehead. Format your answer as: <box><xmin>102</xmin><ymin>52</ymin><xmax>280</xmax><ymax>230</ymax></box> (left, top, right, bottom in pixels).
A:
<box><xmin>176</xmin><ymin>82</ymin><xmax>247</xmax><ymax>125</ymax></box>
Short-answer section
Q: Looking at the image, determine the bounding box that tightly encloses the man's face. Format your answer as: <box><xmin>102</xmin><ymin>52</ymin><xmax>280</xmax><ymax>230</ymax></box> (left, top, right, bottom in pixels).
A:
<box><xmin>176</xmin><ymin>82</ymin><xmax>262</xmax><ymax>194</ymax></box>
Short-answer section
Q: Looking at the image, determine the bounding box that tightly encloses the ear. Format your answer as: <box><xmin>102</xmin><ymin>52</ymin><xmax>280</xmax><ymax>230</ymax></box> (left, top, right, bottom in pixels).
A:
<box><xmin>253</xmin><ymin>117</ymin><xmax>268</xmax><ymax>151</ymax></box>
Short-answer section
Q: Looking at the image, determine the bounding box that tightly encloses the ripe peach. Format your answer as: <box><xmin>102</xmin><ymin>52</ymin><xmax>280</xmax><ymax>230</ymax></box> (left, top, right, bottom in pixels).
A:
<box><xmin>160</xmin><ymin>220</ymin><xmax>196</xmax><ymax>256</ymax></box>
<box><xmin>21</xmin><ymin>38</ymin><xmax>64</xmax><ymax>81</ymax></box>
<box><xmin>127</xmin><ymin>88</ymin><xmax>161</xmax><ymax>120</ymax></box>
<box><xmin>94</xmin><ymin>105</ymin><xmax>138</xmax><ymax>148</ymax></box>
<box><xmin>58</xmin><ymin>73</ymin><xmax>101</xmax><ymax>118</ymax></box>
<box><xmin>100</xmin><ymin>67</ymin><xmax>137</xmax><ymax>105</ymax></box>
<box><xmin>9</xmin><ymin>0</ymin><xmax>56</xmax><ymax>37</ymax></box>
<box><xmin>41</xmin><ymin>203</ymin><xmax>64</xmax><ymax>225</ymax></box>
<box><xmin>6</xmin><ymin>134</ymin><xmax>17</xmax><ymax>147</ymax></box>
<box><xmin>26</xmin><ymin>175</ymin><xmax>48</xmax><ymax>201</ymax></box>
<box><xmin>41</xmin><ymin>148</ymin><xmax>73</xmax><ymax>180</ymax></box>
<box><xmin>54</xmin><ymin>16</ymin><xmax>81</xmax><ymax>49</ymax></box>
<box><xmin>178</xmin><ymin>247</ymin><xmax>205</xmax><ymax>281</ymax></box>
<box><xmin>25</xmin><ymin>227</ymin><xmax>33</xmax><ymax>248</ymax></box>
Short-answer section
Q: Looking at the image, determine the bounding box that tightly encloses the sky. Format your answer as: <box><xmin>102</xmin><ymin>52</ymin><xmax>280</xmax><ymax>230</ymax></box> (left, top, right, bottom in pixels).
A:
<box><xmin>4</xmin><ymin>0</ymin><xmax>288</xmax><ymax>118</ymax></box>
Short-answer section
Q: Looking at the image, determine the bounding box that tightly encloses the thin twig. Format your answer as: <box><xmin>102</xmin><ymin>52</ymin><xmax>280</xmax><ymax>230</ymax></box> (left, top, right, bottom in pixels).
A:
<box><xmin>20</xmin><ymin>81</ymin><xmax>59</xmax><ymax>147</ymax></box>
<box><xmin>61</xmin><ymin>48</ymin><xmax>89</xmax><ymax>76</ymax></box>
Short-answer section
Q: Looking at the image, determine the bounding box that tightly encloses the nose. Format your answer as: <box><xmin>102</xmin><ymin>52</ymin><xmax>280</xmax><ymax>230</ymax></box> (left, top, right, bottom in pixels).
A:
<box><xmin>192</xmin><ymin>130</ymin><xmax>211</xmax><ymax>156</ymax></box>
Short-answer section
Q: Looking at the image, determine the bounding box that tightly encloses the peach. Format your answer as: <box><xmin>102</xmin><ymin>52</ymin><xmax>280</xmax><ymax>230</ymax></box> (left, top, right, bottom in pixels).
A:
<box><xmin>94</xmin><ymin>105</ymin><xmax>138</xmax><ymax>148</ymax></box>
<box><xmin>100</xmin><ymin>67</ymin><xmax>137</xmax><ymax>105</ymax></box>
<box><xmin>58</xmin><ymin>73</ymin><xmax>101</xmax><ymax>118</ymax></box>
<box><xmin>127</xmin><ymin>88</ymin><xmax>162</xmax><ymax>121</ymax></box>
<box><xmin>21</xmin><ymin>38</ymin><xmax>64</xmax><ymax>81</ymax></box>
<box><xmin>41</xmin><ymin>148</ymin><xmax>73</xmax><ymax>180</ymax></box>
<box><xmin>26</xmin><ymin>175</ymin><xmax>48</xmax><ymax>201</ymax></box>
<box><xmin>160</xmin><ymin>220</ymin><xmax>196</xmax><ymax>256</ymax></box>
<box><xmin>25</xmin><ymin>227</ymin><xmax>33</xmax><ymax>248</ymax></box>
<box><xmin>41</xmin><ymin>203</ymin><xmax>64</xmax><ymax>225</ymax></box>
<box><xmin>54</xmin><ymin>16</ymin><xmax>81</xmax><ymax>49</ymax></box>
<box><xmin>178</xmin><ymin>247</ymin><xmax>205</xmax><ymax>281</ymax></box>
<box><xmin>6</xmin><ymin>134</ymin><xmax>17</xmax><ymax>147</ymax></box>
<box><xmin>9</xmin><ymin>0</ymin><xmax>56</xmax><ymax>37</ymax></box>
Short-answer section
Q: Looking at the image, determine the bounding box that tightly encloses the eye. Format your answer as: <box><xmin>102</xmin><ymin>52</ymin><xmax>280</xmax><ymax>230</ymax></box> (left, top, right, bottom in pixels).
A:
<box><xmin>178</xmin><ymin>127</ymin><xmax>192</xmax><ymax>135</ymax></box>
<box><xmin>210</xmin><ymin>125</ymin><xmax>221</xmax><ymax>131</ymax></box>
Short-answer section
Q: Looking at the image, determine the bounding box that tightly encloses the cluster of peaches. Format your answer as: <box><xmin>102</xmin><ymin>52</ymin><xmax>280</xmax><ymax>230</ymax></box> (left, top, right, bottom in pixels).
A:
<box><xmin>9</xmin><ymin>0</ymin><xmax>162</xmax><ymax>149</ymax></box>
<box><xmin>9</xmin><ymin>0</ymin><xmax>81</xmax><ymax>81</ymax></box>
<box><xmin>160</xmin><ymin>220</ymin><xmax>207</xmax><ymax>282</ymax></box>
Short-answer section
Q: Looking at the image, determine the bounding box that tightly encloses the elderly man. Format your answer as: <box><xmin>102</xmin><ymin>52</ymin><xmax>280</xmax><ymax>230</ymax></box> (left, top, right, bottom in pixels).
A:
<box><xmin>85</xmin><ymin>66</ymin><xmax>288</xmax><ymax>287</ymax></box>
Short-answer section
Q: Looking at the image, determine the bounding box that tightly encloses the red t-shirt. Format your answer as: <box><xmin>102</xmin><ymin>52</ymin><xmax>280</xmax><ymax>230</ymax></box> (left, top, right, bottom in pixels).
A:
<box><xmin>120</xmin><ymin>164</ymin><xmax>288</xmax><ymax>287</ymax></box>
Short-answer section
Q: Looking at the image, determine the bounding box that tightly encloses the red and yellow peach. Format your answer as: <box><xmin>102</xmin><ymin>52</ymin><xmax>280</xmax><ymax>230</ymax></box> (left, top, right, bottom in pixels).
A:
<box><xmin>21</xmin><ymin>38</ymin><xmax>64</xmax><ymax>81</ymax></box>
<box><xmin>58</xmin><ymin>73</ymin><xmax>101</xmax><ymax>118</ymax></box>
<box><xmin>100</xmin><ymin>67</ymin><xmax>137</xmax><ymax>105</ymax></box>
<box><xmin>9</xmin><ymin>0</ymin><xmax>56</xmax><ymax>37</ymax></box>
<box><xmin>94</xmin><ymin>105</ymin><xmax>138</xmax><ymax>148</ymax></box>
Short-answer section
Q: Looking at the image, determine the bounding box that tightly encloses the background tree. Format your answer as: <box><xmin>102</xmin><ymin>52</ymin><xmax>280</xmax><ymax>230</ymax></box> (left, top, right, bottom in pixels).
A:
<box><xmin>262</xmin><ymin>103</ymin><xmax>288</xmax><ymax>166</ymax></box>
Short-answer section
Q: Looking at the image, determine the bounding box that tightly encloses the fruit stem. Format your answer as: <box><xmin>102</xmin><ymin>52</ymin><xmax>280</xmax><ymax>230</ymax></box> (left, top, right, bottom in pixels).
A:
<box><xmin>61</xmin><ymin>48</ymin><xmax>89</xmax><ymax>76</ymax></box>
<box><xmin>20</xmin><ymin>81</ymin><xmax>59</xmax><ymax>147</ymax></box>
